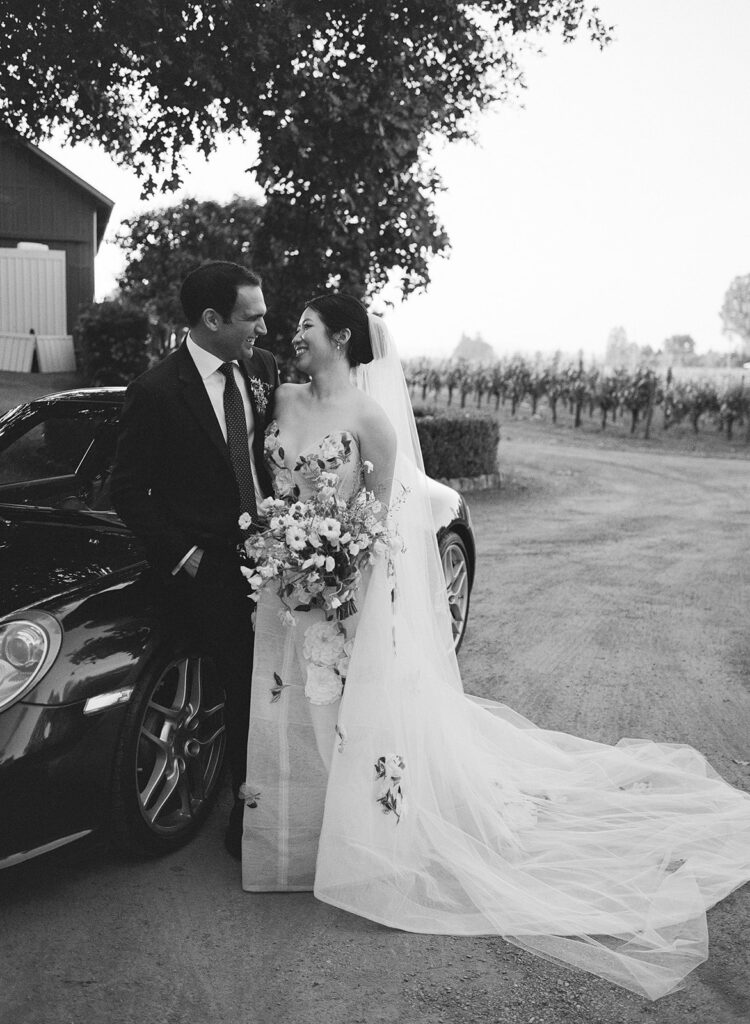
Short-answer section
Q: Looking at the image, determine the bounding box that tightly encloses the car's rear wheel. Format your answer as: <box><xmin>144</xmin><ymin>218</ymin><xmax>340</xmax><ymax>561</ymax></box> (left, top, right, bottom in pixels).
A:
<box><xmin>111</xmin><ymin>652</ymin><xmax>226</xmax><ymax>856</ymax></box>
<box><xmin>439</xmin><ymin>530</ymin><xmax>471</xmax><ymax>653</ymax></box>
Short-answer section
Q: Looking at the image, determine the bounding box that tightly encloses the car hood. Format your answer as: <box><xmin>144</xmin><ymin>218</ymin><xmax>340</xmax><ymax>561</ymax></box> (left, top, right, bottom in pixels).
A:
<box><xmin>0</xmin><ymin>507</ymin><xmax>145</xmax><ymax>617</ymax></box>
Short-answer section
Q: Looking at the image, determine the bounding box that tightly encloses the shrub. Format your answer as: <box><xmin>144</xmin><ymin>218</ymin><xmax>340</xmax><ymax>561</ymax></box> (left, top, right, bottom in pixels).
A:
<box><xmin>74</xmin><ymin>299</ymin><xmax>150</xmax><ymax>386</ymax></box>
<box><xmin>414</xmin><ymin>409</ymin><xmax>499</xmax><ymax>479</ymax></box>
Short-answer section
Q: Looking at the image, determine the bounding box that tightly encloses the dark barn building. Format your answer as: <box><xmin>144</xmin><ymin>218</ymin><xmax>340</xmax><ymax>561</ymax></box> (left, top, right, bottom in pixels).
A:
<box><xmin>0</xmin><ymin>127</ymin><xmax>113</xmax><ymax>338</ymax></box>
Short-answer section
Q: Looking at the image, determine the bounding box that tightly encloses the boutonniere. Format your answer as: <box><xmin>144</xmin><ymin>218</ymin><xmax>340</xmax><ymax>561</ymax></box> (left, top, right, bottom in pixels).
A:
<box><xmin>248</xmin><ymin>377</ymin><xmax>273</xmax><ymax>416</ymax></box>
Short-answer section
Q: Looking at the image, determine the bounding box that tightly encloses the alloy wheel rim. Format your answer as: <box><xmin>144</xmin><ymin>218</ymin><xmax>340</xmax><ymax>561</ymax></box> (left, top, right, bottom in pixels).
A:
<box><xmin>135</xmin><ymin>656</ymin><xmax>226</xmax><ymax>835</ymax></box>
<box><xmin>441</xmin><ymin>541</ymin><xmax>469</xmax><ymax>649</ymax></box>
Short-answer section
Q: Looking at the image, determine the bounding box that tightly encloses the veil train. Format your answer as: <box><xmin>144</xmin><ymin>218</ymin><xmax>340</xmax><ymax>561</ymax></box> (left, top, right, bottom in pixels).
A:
<box><xmin>311</xmin><ymin>315</ymin><xmax>750</xmax><ymax>1000</ymax></box>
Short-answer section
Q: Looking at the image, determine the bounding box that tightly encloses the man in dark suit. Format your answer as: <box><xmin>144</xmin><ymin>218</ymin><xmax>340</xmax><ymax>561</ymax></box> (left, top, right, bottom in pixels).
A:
<box><xmin>111</xmin><ymin>261</ymin><xmax>280</xmax><ymax>858</ymax></box>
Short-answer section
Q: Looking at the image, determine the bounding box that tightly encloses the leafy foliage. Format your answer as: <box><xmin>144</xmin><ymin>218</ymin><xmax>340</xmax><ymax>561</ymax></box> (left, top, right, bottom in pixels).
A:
<box><xmin>414</xmin><ymin>409</ymin><xmax>500</xmax><ymax>478</ymax></box>
<box><xmin>720</xmin><ymin>273</ymin><xmax>750</xmax><ymax>349</ymax></box>
<box><xmin>74</xmin><ymin>299</ymin><xmax>150</xmax><ymax>386</ymax></box>
<box><xmin>116</xmin><ymin>196</ymin><xmax>264</xmax><ymax>327</ymax></box>
<box><xmin>1</xmin><ymin>1</ymin><xmax>611</xmax><ymax>353</ymax></box>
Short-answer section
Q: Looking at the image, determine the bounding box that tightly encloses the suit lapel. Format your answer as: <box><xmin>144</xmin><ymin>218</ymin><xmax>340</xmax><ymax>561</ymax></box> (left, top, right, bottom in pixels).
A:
<box><xmin>176</xmin><ymin>343</ymin><xmax>233</xmax><ymax>471</ymax></box>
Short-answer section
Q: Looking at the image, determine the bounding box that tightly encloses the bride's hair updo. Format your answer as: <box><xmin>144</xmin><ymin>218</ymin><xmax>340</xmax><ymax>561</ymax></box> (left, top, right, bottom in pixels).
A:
<box><xmin>305</xmin><ymin>293</ymin><xmax>374</xmax><ymax>367</ymax></box>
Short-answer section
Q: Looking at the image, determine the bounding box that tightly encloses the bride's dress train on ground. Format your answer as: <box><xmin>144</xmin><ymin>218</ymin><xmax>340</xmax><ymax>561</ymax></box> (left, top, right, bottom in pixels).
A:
<box><xmin>242</xmin><ymin>326</ymin><xmax>750</xmax><ymax>1001</ymax></box>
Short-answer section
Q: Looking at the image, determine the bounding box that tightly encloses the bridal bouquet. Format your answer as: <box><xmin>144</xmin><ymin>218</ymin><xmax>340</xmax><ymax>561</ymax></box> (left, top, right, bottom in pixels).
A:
<box><xmin>239</xmin><ymin>471</ymin><xmax>398</xmax><ymax>622</ymax></box>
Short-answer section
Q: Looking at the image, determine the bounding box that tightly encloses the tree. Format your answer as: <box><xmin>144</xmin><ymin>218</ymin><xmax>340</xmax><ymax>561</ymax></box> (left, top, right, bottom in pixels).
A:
<box><xmin>452</xmin><ymin>333</ymin><xmax>496</xmax><ymax>363</ymax></box>
<box><xmin>1</xmin><ymin>1</ymin><xmax>610</xmax><ymax>351</ymax></box>
<box><xmin>604</xmin><ymin>326</ymin><xmax>639</xmax><ymax>368</ymax></box>
<box><xmin>662</xmin><ymin>334</ymin><xmax>695</xmax><ymax>365</ymax></box>
<box><xmin>720</xmin><ymin>273</ymin><xmax>750</xmax><ymax>352</ymax></box>
<box><xmin>116</xmin><ymin>196</ymin><xmax>264</xmax><ymax>351</ymax></box>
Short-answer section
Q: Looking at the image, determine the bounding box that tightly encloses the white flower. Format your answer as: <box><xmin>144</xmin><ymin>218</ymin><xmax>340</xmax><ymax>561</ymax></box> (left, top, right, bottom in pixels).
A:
<box><xmin>318</xmin><ymin>518</ymin><xmax>341</xmax><ymax>542</ymax></box>
<box><xmin>303</xmin><ymin>620</ymin><xmax>347</xmax><ymax>667</ymax></box>
<box><xmin>238</xmin><ymin>512</ymin><xmax>253</xmax><ymax>531</ymax></box>
<box><xmin>304</xmin><ymin>663</ymin><xmax>344</xmax><ymax>705</ymax></box>
<box><xmin>348</xmin><ymin>542</ymin><xmax>360</xmax><ymax>556</ymax></box>
<box><xmin>259</xmin><ymin>496</ymin><xmax>281</xmax><ymax>515</ymax></box>
<box><xmin>240</xmin><ymin>566</ymin><xmax>264</xmax><ymax>589</ymax></box>
<box><xmin>324</xmin><ymin>555</ymin><xmax>335</xmax><ymax>572</ymax></box>
<box><xmin>286</xmin><ymin>525</ymin><xmax>307</xmax><ymax>551</ymax></box>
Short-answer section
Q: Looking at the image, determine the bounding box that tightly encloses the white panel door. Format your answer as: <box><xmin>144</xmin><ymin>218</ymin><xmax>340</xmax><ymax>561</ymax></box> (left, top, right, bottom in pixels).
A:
<box><xmin>0</xmin><ymin>247</ymin><xmax>67</xmax><ymax>335</ymax></box>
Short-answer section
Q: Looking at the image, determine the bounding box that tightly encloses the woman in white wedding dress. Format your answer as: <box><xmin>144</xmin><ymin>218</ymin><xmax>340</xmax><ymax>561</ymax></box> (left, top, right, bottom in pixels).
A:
<box><xmin>241</xmin><ymin>294</ymin><xmax>750</xmax><ymax>1000</ymax></box>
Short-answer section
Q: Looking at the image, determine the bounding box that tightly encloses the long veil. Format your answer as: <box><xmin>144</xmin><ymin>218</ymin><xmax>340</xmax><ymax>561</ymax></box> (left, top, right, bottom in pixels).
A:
<box><xmin>313</xmin><ymin>315</ymin><xmax>750</xmax><ymax>1000</ymax></box>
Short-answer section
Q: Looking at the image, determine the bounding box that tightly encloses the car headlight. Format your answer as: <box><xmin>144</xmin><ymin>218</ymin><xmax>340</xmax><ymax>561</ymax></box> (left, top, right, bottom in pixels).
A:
<box><xmin>0</xmin><ymin>613</ymin><xmax>62</xmax><ymax>712</ymax></box>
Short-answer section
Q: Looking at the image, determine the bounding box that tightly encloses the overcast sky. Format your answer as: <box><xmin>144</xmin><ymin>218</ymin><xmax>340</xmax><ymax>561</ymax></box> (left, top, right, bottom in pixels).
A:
<box><xmin>41</xmin><ymin>0</ymin><xmax>750</xmax><ymax>360</ymax></box>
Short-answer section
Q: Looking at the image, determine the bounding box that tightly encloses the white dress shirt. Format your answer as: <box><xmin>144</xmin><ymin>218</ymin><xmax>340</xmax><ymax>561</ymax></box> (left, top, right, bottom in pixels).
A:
<box><xmin>173</xmin><ymin>337</ymin><xmax>263</xmax><ymax>574</ymax></box>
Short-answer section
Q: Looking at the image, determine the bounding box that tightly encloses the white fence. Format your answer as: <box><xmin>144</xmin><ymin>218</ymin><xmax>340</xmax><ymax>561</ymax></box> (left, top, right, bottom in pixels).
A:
<box><xmin>0</xmin><ymin>333</ymin><xmax>76</xmax><ymax>373</ymax></box>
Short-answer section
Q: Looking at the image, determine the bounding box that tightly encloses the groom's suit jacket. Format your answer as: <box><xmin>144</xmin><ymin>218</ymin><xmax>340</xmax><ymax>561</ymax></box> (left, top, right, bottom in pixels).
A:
<box><xmin>111</xmin><ymin>340</ymin><xmax>280</xmax><ymax>574</ymax></box>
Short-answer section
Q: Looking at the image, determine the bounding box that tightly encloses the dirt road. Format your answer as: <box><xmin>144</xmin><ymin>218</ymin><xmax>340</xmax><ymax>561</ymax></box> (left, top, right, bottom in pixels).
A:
<box><xmin>2</xmin><ymin>436</ymin><xmax>750</xmax><ymax>1024</ymax></box>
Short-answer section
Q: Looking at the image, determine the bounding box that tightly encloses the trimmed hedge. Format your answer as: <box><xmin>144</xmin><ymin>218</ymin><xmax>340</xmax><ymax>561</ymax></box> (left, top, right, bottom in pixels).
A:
<box><xmin>74</xmin><ymin>299</ymin><xmax>150</xmax><ymax>386</ymax></box>
<box><xmin>414</xmin><ymin>409</ymin><xmax>500</xmax><ymax>479</ymax></box>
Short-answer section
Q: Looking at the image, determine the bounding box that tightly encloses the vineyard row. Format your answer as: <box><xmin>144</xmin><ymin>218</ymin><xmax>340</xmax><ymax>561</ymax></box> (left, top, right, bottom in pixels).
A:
<box><xmin>403</xmin><ymin>359</ymin><xmax>749</xmax><ymax>442</ymax></box>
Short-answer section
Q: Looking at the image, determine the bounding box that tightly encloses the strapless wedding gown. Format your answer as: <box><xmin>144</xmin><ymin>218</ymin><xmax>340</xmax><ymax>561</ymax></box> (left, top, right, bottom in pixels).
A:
<box><xmin>242</xmin><ymin>424</ymin><xmax>750</xmax><ymax>1000</ymax></box>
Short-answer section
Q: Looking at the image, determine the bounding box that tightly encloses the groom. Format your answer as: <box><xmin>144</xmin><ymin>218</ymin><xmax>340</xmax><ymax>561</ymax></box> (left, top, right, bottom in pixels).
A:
<box><xmin>111</xmin><ymin>261</ymin><xmax>280</xmax><ymax>858</ymax></box>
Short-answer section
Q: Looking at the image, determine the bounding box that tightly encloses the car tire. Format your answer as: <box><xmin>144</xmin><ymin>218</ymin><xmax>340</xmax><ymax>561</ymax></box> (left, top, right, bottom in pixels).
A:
<box><xmin>439</xmin><ymin>530</ymin><xmax>472</xmax><ymax>653</ymax></box>
<box><xmin>110</xmin><ymin>651</ymin><xmax>226</xmax><ymax>856</ymax></box>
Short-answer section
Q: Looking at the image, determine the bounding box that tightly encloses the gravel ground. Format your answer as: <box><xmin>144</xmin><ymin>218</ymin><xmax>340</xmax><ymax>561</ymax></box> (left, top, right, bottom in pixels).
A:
<box><xmin>1</xmin><ymin>391</ymin><xmax>749</xmax><ymax>1024</ymax></box>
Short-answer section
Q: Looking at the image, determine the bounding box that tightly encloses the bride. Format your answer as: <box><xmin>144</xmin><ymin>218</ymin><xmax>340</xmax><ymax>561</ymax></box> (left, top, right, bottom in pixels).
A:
<box><xmin>241</xmin><ymin>293</ymin><xmax>750</xmax><ymax>1000</ymax></box>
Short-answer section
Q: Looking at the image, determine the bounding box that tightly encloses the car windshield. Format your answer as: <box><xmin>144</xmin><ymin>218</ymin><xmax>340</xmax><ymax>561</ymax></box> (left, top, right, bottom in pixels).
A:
<box><xmin>0</xmin><ymin>404</ymin><xmax>121</xmax><ymax>512</ymax></box>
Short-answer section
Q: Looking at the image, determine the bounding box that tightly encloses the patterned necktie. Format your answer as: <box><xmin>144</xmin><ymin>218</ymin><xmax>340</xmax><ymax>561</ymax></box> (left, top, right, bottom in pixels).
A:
<box><xmin>219</xmin><ymin>362</ymin><xmax>258</xmax><ymax>525</ymax></box>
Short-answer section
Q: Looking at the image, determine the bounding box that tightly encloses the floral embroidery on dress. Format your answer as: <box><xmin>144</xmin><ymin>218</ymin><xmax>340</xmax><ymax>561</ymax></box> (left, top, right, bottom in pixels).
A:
<box><xmin>294</xmin><ymin>433</ymin><xmax>354</xmax><ymax>480</ymax></box>
<box><xmin>264</xmin><ymin>423</ymin><xmax>299</xmax><ymax>499</ymax></box>
<box><xmin>374</xmin><ymin>753</ymin><xmax>406</xmax><ymax>823</ymax></box>
<box><xmin>302</xmin><ymin>620</ymin><xmax>353</xmax><ymax>704</ymax></box>
<box><xmin>239</xmin><ymin>782</ymin><xmax>261</xmax><ymax>808</ymax></box>
<box><xmin>619</xmin><ymin>779</ymin><xmax>652</xmax><ymax>793</ymax></box>
<box><xmin>270</xmin><ymin>672</ymin><xmax>286</xmax><ymax>703</ymax></box>
<box><xmin>249</xmin><ymin>377</ymin><xmax>273</xmax><ymax>416</ymax></box>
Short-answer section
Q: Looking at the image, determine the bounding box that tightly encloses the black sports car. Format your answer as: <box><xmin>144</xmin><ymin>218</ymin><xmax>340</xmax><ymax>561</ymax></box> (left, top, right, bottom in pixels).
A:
<box><xmin>0</xmin><ymin>388</ymin><xmax>475</xmax><ymax>868</ymax></box>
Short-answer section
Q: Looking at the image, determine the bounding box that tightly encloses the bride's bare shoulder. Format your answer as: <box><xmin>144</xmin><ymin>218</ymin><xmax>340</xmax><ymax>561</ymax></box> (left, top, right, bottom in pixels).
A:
<box><xmin>273</xmin><ymin>382</ymin><xmax>308</xmax><ymax>414</ymax></box>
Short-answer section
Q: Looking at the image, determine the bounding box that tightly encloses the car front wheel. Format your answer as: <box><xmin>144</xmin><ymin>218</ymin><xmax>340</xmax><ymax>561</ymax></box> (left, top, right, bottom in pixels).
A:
<box><xmin>439</xmin><ymin>530</ymin><xmax>472</xmax><ymax>653</ymax></box>
<box><xmin>111</xmin><ymin>652</ymin><xmax>226</xmax><ymax>856</ymax></box>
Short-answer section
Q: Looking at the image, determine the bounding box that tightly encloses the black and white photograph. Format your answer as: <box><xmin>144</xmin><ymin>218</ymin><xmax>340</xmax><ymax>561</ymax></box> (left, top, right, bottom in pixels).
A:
<box><xmin>1</xmin><ymin>2</ymin><xmax>749</xmax><ymax>1022</ymax></box>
